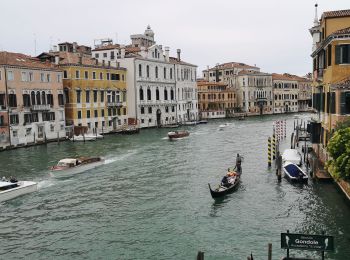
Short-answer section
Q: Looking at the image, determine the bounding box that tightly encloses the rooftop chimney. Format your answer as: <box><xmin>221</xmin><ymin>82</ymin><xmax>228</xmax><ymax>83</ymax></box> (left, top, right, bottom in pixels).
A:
<box><xmin>177</xmin><ymin>49</ymin><xmax>181</xmax><ymax>61</ymax></box>
<box><xmin>55</xmin><ymin>56</ymin><xmax>59</xmax><ymax>65</ymax></box>
<box><xmin>73</xmin><ymin>42</ymin><xmax>78</xmax><ymax>53</ymax></box>
<box><xmin>120</xmin><ymin>45</ymin><xmax>125</xmax><ymax>59</ymax></box>
<box><xmin>165</xmin><ymin>47</ymin><xmax>170</xmax><ymax>62</ymax></box>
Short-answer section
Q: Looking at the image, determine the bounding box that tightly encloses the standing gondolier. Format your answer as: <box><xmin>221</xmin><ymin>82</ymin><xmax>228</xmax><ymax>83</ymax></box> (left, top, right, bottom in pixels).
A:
<box><xmin>235</xmin><ymin>153</ymin><xmax>242</xmax><ymax>174</ymax></box>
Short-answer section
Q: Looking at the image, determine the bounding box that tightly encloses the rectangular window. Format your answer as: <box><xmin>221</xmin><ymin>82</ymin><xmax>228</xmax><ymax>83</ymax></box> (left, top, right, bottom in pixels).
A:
<box><xmin>327</xmin><ymin>45</ymin><xmax>332</xmax><ymax>67</ymax></box>
<box><xmin>57</xmin><ymin>74</ymin><xmax>62</xmax><ymax>82</ymax></box>
<box><xmin>84</xmin><ymin>71</ymin><xmax>89</xmax><ymax>79</ymax></box>
<box><xmin>101</xmin><ymin>109</ymin><xmax>105</xmax><ymax>117</ymax></box>
<box><xmin>87</xmin><ymin>110</ymin><xmax>91</xmax><ymax>118</ymax></box>
<box><xmin>148</xmin><ymin>107</ymin><xmax>152</xmax><ymax>114</ymax></box>
<box><xmin>63</xmin><ymin>70</ymin><xmax>68</xmax><ymax>78</ymax></box>
<box><xmin>10</xmin><ymin>114</ymin><xmax>19</xmax><ymax>125</ymax></box>
<box><xmin>94</xmin><ymin>110</ymin><xmax>98</xmax><ymax>118</ymax></box>
<box><xmin>78</xmin><ymin>110</ymin><xmax>82</xmax><ymax>119</ymax></box>
<box><xmin>335</xmin><ymin>44</ymin><xmax>350</xmax><ymax>64</ymax></box>
<box><xmin>100</xmin><ymin>72</ymin><xmax>103</xmax><ymax>80</ymax></box>
<box><xmin>29</xmin><ymin>72</ymin><xmax>34</xmax><ymax>81</ymax></box>
<box><xmin>76</xmin><ymin>70</ymin><xmax>80</xmax><ymax>79</ymax></box>
<box><xmin>110</xmin><ymin>51</ymin><xmax>115</xmax><ymax>60</ymax></box>
<box><xmin>76</xmin><ymin>90</ymin><xmax>81</xmax><ymax>103</ymax></box>
<box><xmin>21</xmin><ymin>71</ymin><xmax>27</xmax><ymax>81</ymax></box>
<box><xmin>86</xmin><ymin>90</ymin><xmax>90</xmax><ymax>103</ymax></box>
<box><xmin>40</xmin><ymin>73</ymin><xmax>45</xmax><ymax>82</ymax></box>
<box><xmin>106</xmin><ymin>73</ymin><xmax>110</xmax><ymax>80</ymax></box>
<box><xmin>47</xmin><ymin>74</ymin><xmax>51</xmax><ymax>82</ymax></box>
<box><xmin>103</xmin><ymin>53</ymin><xmax>107</xmax><ymax>58</ymax></box>
<box><xmin>95</xmin><ymin>53</ymin><xmax>99</xmax><ymax>58</ymax></box>
<box><xmin>100</xmin><ymin>91</ymin><xmax>104</xmax><ymax>102</ymax></box>
<box><xmin>9</xmin><ymin>94</ymin><xmax>17</xmax><ymax>107</ymax></box>
<box><xmin>93</xmin><ymin>90</ymin><xmax>98</xmax><ymax>102</ymax></box>
<box><xmin>93</xmin><ymin>72</ymin><xmax>96</xmax><ymax>79</ymax></box>
<box><xmin>58</xmin><ymin>94</ymin><xmax>64</xmax><ymax>106</ymax></box>
<box><xmin>7</xmin><ymin>71</ymin><xmax>14</xmax><ymax>81</ymax></box>
<box><xmin>111</xmin><ymin>73</ymin><xmax>120</xmax><ymax>81</ymax></box>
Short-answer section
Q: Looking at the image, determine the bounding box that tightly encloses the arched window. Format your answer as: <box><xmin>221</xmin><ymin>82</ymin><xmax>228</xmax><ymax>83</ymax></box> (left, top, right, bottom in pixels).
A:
<box><xmin>164</xmin><ymin>88</ymin><xmax>168</xmax><ymax>100</ymax></box>
<box><xmin>164</xmin><ymin>67</ymin><xmax>166</xmax><ymax>79</ymax></box>
<box><xmin>156</xmin><ymin>88</ymin><xmax>159</xmax><ymax>100</ymax></box>
<box><xmin>146</xmin><ymin>65</ymin><xmax>150</xmax><ymax>78</ymax></box>
<box><xmin>155</xmin><ymin>66</ymin><xmax>158</xmax><ymax>78</ymax></box>
<box><xmin>170</xmin><ymin>89</ymin><xmax>174</xmax><ymax>100</ymax></box>
<box><xmin>42</xmin><ymin>91</ymin><xmax>46</xmax><ymax>105</ymax></box>
<box><xmin>170</xmin><ymin>68</ymin><xmax>173</xmax><ymax>79</ymax></box>
<box><xmin>139</xmin><ymin>64</ymin><xmax>142</xmax><ymax>77</ymax></box>
<box><xmin>147</xmin><ymin>88</ymin><xmax>151</xmax><ymax>100</ymax></box>
<box><xmin>31</xmin><ymin>91</ymin><xmax>36</xmax><ymax>105</ymax></box>
<box><xmin>36</xmin><ymin>91</ymin><xmax>41</xmax><ymax>105</ymax></box>
<box><xmin>274</xmin><ymin>83</ymin><xmax>277</xmax><ymax>88</ymax></box>
<box><xmin>139</xmin><ymin>87</ymin><xmax>144</xmax><ymax>101</ymax></box>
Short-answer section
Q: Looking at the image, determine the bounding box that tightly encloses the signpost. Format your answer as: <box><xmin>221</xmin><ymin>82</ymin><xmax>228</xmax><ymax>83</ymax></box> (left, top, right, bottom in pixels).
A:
<box><xmin>281</xmin><ymin>231</ymin><xmax>334</xmax><ymax>260</ymax></box>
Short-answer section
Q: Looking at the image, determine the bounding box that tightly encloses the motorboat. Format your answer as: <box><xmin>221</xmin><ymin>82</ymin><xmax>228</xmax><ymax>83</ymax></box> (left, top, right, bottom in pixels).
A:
<box><xmin>168</xmin><ymin>130</ymin><xmax>190</xmax><ymax>139</ymax></box>
<box><xmin>0</xmin><ymin>179</ymin><xmax>37</xmax><ymax>202</ymax></box>
<box><xmin>70</xmin><ymin>135</ymin><xmax>96</xmax><ymax>141</ymax></box>
<box><xmin>282</xmin><ymin>149</ymin><xmax>302</xmax><ymax>166</ymax></box>
<box><xmin>162</xmin><ymin>124</ymin><xmax>179</xmax><ymax>128</ymax></box>
<box><xmin>208</xmin><ymin>163</ymin><xmax>242</xmax><ymax>199</ymax></box>
<box><xmin>283</xmin><ymin>162</ymin><xmax>308</xmax><ymax>183</ymax></box>
<box><xmin>219</xmin><ymin>123</ymin><xmax>229</xmax><ymax>130</ymax></box>
<box><xmin>183</xmin><ymin>121</ymin><xmax>197</xmax><ymax>126</ymax></box>
<box><xmin>50</xmin><ymin>157</ymin><xmax>105</xmax><ymax>178</ymax></box>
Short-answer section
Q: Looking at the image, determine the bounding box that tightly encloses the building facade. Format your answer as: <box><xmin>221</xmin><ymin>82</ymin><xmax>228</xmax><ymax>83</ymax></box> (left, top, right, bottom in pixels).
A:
<box><xmin>92</xmin><ymin>26</ymin><xmax>198</xmax><ymax>128</ymax></box>
<box><xmin>197</xmin><ymin>80</ymin><xmax>236</xmax><ymax>119</ymax></box>
<box><xmin>38</xmin><ymin>43</ymin><xmax>127</xmax><ymax>134</ymax></box>
<box><xmin>272</xmin><ymin>73</ymin><xmax>300</xmax><ymax>114</ymax></box>
<box><xmin>298</xmin><ymin>75</ymin><xmax>312</xmax><ymax>112</ymax></box>
<box><xmin>0</xmin><ymin>51</ymin><xmax>65</xmax><ymax>149</ymax></box>
<box><xmin>236</xmin><ymin>71</ymin><xmax>273</xmax><ymax>115</ymax></box>
<box><xmin>309</xmin><ymin>7</ymin><xmax>350</xmax><ymax>162</ymax></box>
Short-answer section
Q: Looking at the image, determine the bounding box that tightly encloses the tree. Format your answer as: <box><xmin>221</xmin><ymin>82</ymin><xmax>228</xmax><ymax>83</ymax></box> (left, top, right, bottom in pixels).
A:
<box><xmin>326</xmin><ymin>127</ymin><xmax>350</xmax><ymax>180</ymax></box>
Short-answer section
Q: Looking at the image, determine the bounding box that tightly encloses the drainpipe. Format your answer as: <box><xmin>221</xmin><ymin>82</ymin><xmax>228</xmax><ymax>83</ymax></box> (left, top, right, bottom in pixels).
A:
<box><xmin>4</xmin><ymin>67</ymin><xmax>11</xmax><ymax>146</ymax></box>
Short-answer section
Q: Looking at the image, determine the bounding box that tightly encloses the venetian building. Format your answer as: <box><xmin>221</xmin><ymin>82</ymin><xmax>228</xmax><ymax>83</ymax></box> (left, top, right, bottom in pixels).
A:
<box><xmin>197</xmin><ymin>80</ymin><xmax>236</xmax><ymax>119</ymax></box>
<box><xmin>0</xmin><ymin>51</ymin><xmax>65</xmax><ymax>149</ymax></box>
<box><xmin>236</xmin><ymin>70</ymin><xmax>273</xmax><ymax>115</ymax></box>
<box><xmin>309</xmin><ymin>6</ymin><xmax>350</xmax><ymax>163</ymax></box>
<box><xmin>38</xmin><ymin>42</ymin><xmax>127</xmax><ymax>134</ymax></box>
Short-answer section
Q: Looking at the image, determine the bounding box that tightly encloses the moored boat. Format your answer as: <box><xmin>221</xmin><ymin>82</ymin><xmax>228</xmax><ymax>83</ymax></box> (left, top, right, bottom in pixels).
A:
<box><xmin>283</xmin><ymin>162</ymin><xmax>308</xmax><ymax>183</ymax></box>
<box><xmin>282</xmin><ymin>149</ymin><xmax>302</xmax><ymax>166</ymax></box>
<box><xmin>168</xmin><ymin>130</ymin><xmax>190</xmax><ymax>139</ymax></box>
<box><xmin>0</xmin><ymin>179</ymin><xmax>37</xmax><ymax>202</ymax></box>
<box><xmin>198</xmin><ymin>120</ymin><xmax>208</xmax><ymax>124</ymax></box>
<box><xmin>183</xmin><ymin>121</ymin><xmax>197</xmax><ymax>126</ymax></box>
<box><xmin>50</xmin><ymin>157</ymin><xmax>105</xmax><ymax>178</ymax></box>
<box><xmin>70</xmin><ymin>135</ymin><xmax>96</xmax><ymax>141</ymax></box>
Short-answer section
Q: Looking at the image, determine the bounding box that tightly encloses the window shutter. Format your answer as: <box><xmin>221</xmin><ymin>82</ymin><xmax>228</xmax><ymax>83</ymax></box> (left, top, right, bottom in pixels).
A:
<box><xmin>335</xmin><ymin>45</ymin><xmax>341</xmax><ymax>65</ymax></box>
<box><xmin>331</xmin><ymin>92</ymin><xmax>336</xmax><ymax>114</ymax></box>
<box><xmin>340</xmin><ymin>92</ymin><xmax>346</xmax><ymax>114</ymax></box>
<box><xmin>327</xmin><ymin>92</ymin><xmax>330</xmax><ymax>113</ymax></box>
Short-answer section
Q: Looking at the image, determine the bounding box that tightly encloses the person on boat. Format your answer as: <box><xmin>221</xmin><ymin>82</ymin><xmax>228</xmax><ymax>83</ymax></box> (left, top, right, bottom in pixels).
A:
<box><xmin>221</xmin><ymin>175</ymin><xmax>229</xmax><ymax>187</ymax></box>
<box><xmin>235</xmin><ymin>153</ymin><xmax>242</xmax><ymax>174</ymax></box>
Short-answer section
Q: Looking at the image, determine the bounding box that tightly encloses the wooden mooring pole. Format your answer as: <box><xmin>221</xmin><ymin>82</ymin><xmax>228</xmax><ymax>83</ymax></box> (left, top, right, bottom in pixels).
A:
<box><xmin>197</xmin><ymin>251</ymin><xmax>204</xmax><ymax>260</ymax></box>
<box><xmin>268</xmin><ymin>243</ymin><xmax>272</xmax><ymax>260</ymax></box>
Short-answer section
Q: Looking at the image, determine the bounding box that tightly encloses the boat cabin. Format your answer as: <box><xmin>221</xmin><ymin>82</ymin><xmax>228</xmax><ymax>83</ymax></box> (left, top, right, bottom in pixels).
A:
<box><xmin>57</xmin><ymin>158</ymin><xmax>79</xmax><ymax>168</ymax></box>
<box><xmin>0</xmin><ymin>181</ymin><xmax>18</xmax><ymax>191</ymax></box>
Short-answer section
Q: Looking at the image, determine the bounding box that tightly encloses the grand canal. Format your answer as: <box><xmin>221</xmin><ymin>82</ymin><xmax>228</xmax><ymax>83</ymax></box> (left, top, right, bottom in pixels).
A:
<box><xmin>0</xmin><ymin>114</ymin><xmax>349</xmax><ymax>260</ymax></box>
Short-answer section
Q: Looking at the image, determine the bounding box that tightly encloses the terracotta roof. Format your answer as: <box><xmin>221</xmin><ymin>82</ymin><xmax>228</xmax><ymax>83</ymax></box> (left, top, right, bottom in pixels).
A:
<box><xmin>196</xmin><ymin>81</ymin><xmax>227</xmax><ymax>87</ymax></box>
<box><xmin>169</xmin><ymin>57</ymin><xmax>196</xmax><ymax>67</ymax></box>
<box><xmin>92</xmin><ymin>44</ymin><xmax>120</xmax><ymax>51</ymax></box>
<box><xmin>205</xmin><ymin>62</ymin><xmax>259</xmax><ymax>72</ymax></box>
<box><xmin>332</xmin><ymin>27</ymin><xmax>350</xmax><ymax>35</ymax></box>
<box><xmin>322</xmin><ymin>9</ymin><xmax>350</xmax><ymax>19</ymax></box>
<box><xmin>238</xmin><ymin>70</ymin><xmax>270</xmax><ymax>76</ymax></box>
<box><xmin>0</xmin><ymin>51</ymin><xmax>59</xmax><ymax>70</ymax></box>
<box><xmin>272</xmin><ymin>73</ymin><xmax>305</xmax><ymax>81</ymax></box>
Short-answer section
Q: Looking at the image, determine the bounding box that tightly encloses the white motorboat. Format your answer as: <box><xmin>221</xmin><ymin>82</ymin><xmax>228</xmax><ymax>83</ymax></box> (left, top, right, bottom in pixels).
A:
<box><xmin>50</xmin><ymin>157</ymin><xmax>105</xmax><ymax>178</ymax></box>
<box><xmin>183</xmin><ymin>121</ymin><xmax>197</xmax><ymax>126</ymax></box>
<box><xmin>0</xmin><ymin>180</ymin><xmax>37</xmax><ymax>202</ymax></box>
<box><xmin>219</xmin><ymin>124</ymin><xmax>226</xmax><ymax>130</ymax></box>
<box><xmin>282</xmin><ymin>149</ymin><xmax>302</xmax><ymax>166</ymax></box>
<box><xmin>283</xmin><ymin>162</ymin><xmax>308</xmax><ymax>183</ymax></box>
<box><xmin>70</xmin><ymin>135</ymin><xmax>96</xmax><ymax>141</ymax></box>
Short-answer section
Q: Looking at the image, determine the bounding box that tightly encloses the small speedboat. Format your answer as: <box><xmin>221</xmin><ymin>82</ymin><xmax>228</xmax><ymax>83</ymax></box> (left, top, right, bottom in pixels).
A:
<box><xmin>183</xmin><ymin>121</ymin><xmax>197</xmax><ymax>126</ymax></box>
<box><xmin>50</xmin><ymin>157</ymin><xmax>105</xmax><ymax>178</ymax></box>
<box><xmin>168</xmin><ymin>130</ymin><xmax>190</xmax><ymax>139</ymax></box>
<box><xmin>70</xmin><ymin>135</ymin><xmax>96</xmax><ymax>141</ymax></box>
<box><xmin>162</xmin><ymin>124</ymin><xmax>179</xmax><ymax>128</ymax></box>
<box><xmin>282</xmin><ymin>149</ymin><xmax>302</xmax><ymax>166</ymax></box>
<box><xmin>0</xmin><ymin>179</ymin><xmax>37</xmax><ymax>202</ymax></box>
<box><xmin>283</xmin><ymin>162</ymin><xmax>308</xmax><ymax>183</ymax></box>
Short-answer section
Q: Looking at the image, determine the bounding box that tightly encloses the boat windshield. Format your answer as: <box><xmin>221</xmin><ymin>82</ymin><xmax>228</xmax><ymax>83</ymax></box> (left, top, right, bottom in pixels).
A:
<box><xmin>57</xmin><ymin>162</ymin><xmax>69</xmax><ymax>167</ymax></box>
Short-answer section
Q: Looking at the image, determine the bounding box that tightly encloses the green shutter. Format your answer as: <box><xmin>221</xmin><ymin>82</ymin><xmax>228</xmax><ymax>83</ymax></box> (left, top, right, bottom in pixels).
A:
<box><xmin>335</xmin><ymin>45</ymin><xmax>341</xmax><ymax>65</ymax></box>
<box><xmin>340</xmin><ymin>92</ymin><xmax>346</xmax><ymax>114</ymax></box>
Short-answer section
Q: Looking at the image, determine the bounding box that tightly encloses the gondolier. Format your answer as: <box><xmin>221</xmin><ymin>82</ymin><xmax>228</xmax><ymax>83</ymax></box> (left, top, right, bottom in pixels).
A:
<box><xmin>235</xmin><ymin>153</ymin><xmax>242</xmax><ymax>173</ymax></box>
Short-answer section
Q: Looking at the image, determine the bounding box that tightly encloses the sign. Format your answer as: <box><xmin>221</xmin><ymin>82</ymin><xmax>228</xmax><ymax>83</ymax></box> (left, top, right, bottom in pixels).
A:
<box><xmin>281</xmin><ymin>233</ymin><xmax>334</xmax><ymax>252</ymax></box>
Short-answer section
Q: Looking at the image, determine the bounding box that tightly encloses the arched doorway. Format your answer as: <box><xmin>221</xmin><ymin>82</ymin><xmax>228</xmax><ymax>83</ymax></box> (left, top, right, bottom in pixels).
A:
<box><xmin>156</xmin><ymin>109</ymin><xmax>161</xmax><ymax>127</ymax></box>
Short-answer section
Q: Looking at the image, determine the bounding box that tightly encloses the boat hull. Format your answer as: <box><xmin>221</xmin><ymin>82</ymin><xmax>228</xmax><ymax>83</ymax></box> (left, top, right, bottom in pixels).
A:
<box><xmin>0</xmin><ymin>181</ymin><xmax>37</xmax><ymax>202</ymax></box>
<box><xmin>208</xmin><ymin>177</ymin><xmax>240</xmax><ymax>198</ymax></box>
<box><xmin>283</xmin><ymin>163</ymin><xmax>308</xmax><ymax>183</ymax></box>
<box><xmin>168</xmin><ymin>131</ymin><xmax>190</xmax><ymax>139</ymax></box>
<box><xmin>50</xmin><ymin>160</ymin><xmax>105</xmax><ymax>178</ymax></box>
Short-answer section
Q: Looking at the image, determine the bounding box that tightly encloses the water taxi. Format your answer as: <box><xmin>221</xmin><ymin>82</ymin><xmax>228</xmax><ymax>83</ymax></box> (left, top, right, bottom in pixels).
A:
<box><xmin>0</xmin><ymin>179</ymin><xmax>37</xmax><ymax>202</ymax></box>
<box><xmin>168</xmin><ymin>130</ymin><xmax>190</xmax><ymax>139</ymax></box>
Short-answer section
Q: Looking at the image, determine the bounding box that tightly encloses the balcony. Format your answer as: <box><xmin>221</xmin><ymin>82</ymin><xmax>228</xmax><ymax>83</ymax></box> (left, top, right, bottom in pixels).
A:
<box><xmin>31</xmin><ymin>104</ymin><xmax>51</xmax><ymax>111</ymax></box>
<box><xmin>107</xmin><ymin>102</ymin><xmax>123</xmax><ymax>107</ymax></box>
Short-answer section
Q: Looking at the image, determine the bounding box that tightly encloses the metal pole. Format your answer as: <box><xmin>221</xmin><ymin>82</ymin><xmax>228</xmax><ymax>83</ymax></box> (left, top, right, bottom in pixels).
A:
<box><xmin>287</xmin><ymin>230</ymin><xmax>290</xmax><ymax>259</ymax></box>
<box><xmin>268</xmin><ymin>243</ymin><xmax>272</xmax><ymax>260</ymax></box>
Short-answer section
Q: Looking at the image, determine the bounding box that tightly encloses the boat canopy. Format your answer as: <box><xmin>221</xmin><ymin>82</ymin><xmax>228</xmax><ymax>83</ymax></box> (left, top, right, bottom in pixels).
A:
<box><xmin>0</xmin><ymin>181</ymin><xmax>16</xmax><ymax>188</ymax></box>
<box><xmin>58</xmin><ymin>158</ymin><xmax>77</xmax><ymax>165</ymax></box>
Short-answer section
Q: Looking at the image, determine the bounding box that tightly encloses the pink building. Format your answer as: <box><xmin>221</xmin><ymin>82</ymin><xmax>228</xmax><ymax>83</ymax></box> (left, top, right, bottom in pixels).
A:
<box><xmin>0</xmin><ymin>52</ymin><xmax>65</xmax><ymax>149</ymax></box>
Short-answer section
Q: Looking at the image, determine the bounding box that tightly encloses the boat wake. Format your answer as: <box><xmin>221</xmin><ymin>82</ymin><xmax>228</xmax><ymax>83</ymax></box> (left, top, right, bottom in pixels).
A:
<box><xmin>104</xmin><ymin>151</ymin><xmax>137</xmax><ymax>164</ymax></box>
<box><xmin>37</xmin><ymin>179</ymin><xmax>55</xmax><ymax>190</ymax></box>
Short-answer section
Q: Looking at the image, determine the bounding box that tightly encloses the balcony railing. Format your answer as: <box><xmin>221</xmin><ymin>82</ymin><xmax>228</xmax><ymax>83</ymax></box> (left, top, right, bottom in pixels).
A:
<box><xmin>31</xmin><ymin>104</ymin><xmax>51</xmax><ymax>111</ymax></box>
<box><xmin>107</xmin><ymin>102</ymin><xmax>123</xmax><ymax>107</ymax></box>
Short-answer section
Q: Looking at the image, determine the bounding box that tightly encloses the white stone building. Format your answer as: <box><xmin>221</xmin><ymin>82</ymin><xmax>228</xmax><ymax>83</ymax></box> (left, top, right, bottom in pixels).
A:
<box><xmin>272</xmin><ymin>73</ymin><xmax>300</xmax><ymax>114</ymax></box>
<box><xmin>92</xmin><ymin>26</ymin><xmax>198</xmax><ymax>128</ymax></box>
<box><xmin>237</xmin><ymin>71</ymin><xmax>273</xmax><ymax>115</ymax></box>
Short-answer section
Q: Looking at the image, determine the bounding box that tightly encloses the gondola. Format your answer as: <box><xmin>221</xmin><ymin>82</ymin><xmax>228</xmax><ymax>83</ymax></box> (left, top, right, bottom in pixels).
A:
<box><xmin>208</xmin><ymin>165</ymin><xmax>242</xmax><ymax>199</ymax></box>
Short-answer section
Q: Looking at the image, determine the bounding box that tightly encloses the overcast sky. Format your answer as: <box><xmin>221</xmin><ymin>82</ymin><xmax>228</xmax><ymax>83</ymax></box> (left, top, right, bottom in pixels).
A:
<box><xmin>1</xmin><ymin>0</ymin><xmax>349</xmax><ymax>76</ymax></box>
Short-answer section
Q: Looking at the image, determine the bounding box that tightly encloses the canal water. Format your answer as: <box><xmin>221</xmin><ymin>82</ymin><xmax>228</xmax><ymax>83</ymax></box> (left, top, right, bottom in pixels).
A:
<box><xmin>0</xmin><ymin>114</ymin><xmax>349</xmax><ymax>260</ymax></box>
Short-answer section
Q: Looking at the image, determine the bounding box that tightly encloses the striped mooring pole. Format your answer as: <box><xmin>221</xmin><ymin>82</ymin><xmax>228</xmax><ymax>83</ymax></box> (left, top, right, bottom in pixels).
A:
<box><xmin>272</xmin><ymin>133</ymin><xmax>276</xmax><ymax>160</ymax></box>
<box><xmin>268</xmin><ymin>137</ymin><xmax>272</xmax><ymax>167</ymax></box>
<box><xmin>284</xmin><ymin>119</ymin><xmax>287</xmax><ymax>139</ymax></box>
